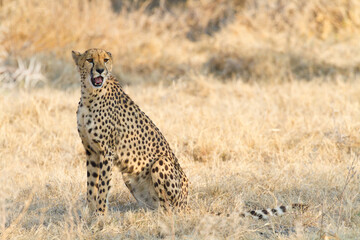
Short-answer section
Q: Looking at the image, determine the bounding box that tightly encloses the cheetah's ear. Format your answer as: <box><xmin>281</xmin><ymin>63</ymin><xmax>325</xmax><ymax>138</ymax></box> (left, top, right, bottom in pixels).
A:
<box><xmin>106</xmin><ymin>51</ymin><xmax>112</xmax><ymax>59</ymax></box>
<box><xmin>72</xmin><ymin>50</ymin><xmax>82</xmax><ymax>66</ymax></box>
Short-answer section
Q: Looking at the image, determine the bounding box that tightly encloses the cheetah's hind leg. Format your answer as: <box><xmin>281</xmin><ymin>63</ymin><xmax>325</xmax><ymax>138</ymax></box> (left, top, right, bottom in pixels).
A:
<box><xmin>150</xmin><ymin>157</ymin><xmax>188</xmax><ymax>212</ymax></box>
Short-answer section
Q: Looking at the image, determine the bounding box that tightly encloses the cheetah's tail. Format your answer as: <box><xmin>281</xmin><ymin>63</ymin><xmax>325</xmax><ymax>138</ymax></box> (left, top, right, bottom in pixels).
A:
<box><xmin>216</xmin><ymin>203</ymin><xmax>309</xmax><ymax>220</ymax></box>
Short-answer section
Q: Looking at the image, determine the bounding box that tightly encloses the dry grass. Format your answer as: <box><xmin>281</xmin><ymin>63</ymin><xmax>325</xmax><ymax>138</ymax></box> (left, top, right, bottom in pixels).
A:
<box><xmin>1</xmin><ymin>0</ymin><xmax>360</xmax><ymax>239</ymax></box>
<box><xmin>1</xmin><ymin>78</ymin><xmax>360</xmax><ymax>239</ymax></box>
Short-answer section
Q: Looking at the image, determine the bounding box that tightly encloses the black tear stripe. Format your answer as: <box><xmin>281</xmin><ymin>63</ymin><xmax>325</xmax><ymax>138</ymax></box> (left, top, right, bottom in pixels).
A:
<box><xmin>103</xmin><ymin>55</ymin><xmax>108</xmax><ymax>75</ymax></box>
<box><xmin>90</xmin><ymin>62</ymin><xmax>94</xmax><ymax>80</ymax></box>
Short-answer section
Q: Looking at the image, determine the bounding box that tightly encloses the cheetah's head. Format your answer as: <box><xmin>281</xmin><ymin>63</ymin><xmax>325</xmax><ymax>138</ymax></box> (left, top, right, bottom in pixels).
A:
<box><xmin>72</xmin><ymin>48</ymin><xmax>113</xmax><ymax>89</ymax></box>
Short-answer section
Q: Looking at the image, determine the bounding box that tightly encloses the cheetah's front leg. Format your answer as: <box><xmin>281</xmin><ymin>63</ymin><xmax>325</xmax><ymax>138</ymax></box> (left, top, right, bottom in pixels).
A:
<box><xmin>86</xmin><ymin>149</ymin><xmax>100</xmax><ymax>214</ymax></box>
<box><xmin>96</xmin><ymin>150</ymin><xmax>114</xmax><ymax>214</ymax></box>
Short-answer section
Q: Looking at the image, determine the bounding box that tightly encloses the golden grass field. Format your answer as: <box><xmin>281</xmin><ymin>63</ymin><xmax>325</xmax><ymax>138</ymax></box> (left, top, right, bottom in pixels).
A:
<box><xmin>1</xmin><ymin>0</ymin><xmax>360</xmax><ymax>239</ymax></box>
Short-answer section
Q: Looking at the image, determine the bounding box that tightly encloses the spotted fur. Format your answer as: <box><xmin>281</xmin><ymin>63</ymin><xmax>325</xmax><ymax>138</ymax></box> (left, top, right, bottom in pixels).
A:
<box><xmin>72</xmin><ymin>48</ymin><xmax>307</xmax><ymax>219</ymax></box>
<box><xmin>238</xmin><ymin>203</ymin><xmax>309</xmax><ymax>220</ymax></box>
<box><xmin>72</xmin><ymin>48</ymin><xmax>188</xmax><ymax>215</ymax></box>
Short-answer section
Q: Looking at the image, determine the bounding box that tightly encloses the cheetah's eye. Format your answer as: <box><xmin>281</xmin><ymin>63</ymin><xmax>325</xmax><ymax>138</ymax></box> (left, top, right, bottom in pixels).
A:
<box><xmin>86</xmin><ymin>59</ymin><xmax>93</xmax><ymax>63</ymax></box>
<box><xmin>104</xmin><ymin>58</ymin><xmax>109</xmax><ymax>63</ymax></box>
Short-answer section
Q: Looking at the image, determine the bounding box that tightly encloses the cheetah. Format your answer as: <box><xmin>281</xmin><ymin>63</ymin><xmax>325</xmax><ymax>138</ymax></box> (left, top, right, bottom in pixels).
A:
<box><xmin>72</xmin><ymin>48</ymin><xmax>188</xmax><ymax>215</ymax></box>
<box><xmin>72</xmin><ymin>48</ymin><xmax>307</xmax><ymax>219</ymax></box>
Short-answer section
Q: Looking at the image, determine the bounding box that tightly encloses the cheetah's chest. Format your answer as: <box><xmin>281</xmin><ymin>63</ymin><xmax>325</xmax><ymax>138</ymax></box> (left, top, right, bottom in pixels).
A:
<box><xmin>77</xmin><ymin>104</ymin><xmax>111</xmax><ymax>153</ymax></box>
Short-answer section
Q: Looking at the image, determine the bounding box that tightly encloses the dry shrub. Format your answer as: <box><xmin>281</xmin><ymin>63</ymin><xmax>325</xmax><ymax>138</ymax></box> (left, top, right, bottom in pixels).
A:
<box><xmin>205</xmin><ymin>49</ymin><xmax>360</xmax><ymax>82</ymax></box>
<box><xmin>1</xmin><ymin>0</ymin><xmax>360</xmax><ymax>88</ymax></box>
<box><xmin>203</xmin><ymin>0</ymin><xmax>360</xmax><ymax>81</ymax></box>
<box><xmin>1</xmin><ymin>0</ymin><xmax>192</xmax><ymax>81</ymax></box>
<box><xmin>239</xmin><ymin>0</ymin><xmax>360</xmax><ymax>39</ymax></box>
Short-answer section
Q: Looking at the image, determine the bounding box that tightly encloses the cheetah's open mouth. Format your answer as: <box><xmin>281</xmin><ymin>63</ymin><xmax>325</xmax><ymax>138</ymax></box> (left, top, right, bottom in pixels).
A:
<box><xmin>91</xmin><ymin>76</ymin><xmax>103</xmax><ymax>87</ymax></box>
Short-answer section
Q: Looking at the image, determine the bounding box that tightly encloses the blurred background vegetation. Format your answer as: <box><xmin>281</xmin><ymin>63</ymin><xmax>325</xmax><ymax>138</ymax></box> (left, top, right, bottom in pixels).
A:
<box><xmin>1</xmin><ymin>0</ymin><xmax>360</xmax><ymax>89</ymax></box>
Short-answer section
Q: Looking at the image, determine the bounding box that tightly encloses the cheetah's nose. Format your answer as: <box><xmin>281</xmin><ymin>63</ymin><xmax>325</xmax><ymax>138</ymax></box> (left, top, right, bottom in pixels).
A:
<box><xmin>96</xmin><ymin>69</ymin><xmax>104</xmax><ymax>74</ymax></box>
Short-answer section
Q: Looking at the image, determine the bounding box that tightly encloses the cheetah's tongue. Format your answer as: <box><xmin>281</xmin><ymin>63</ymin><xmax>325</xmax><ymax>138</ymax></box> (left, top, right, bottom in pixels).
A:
<box><xmin>94</xmin><ymin>77</ymin><xmax>103</xmax><ymax>84</ymax></box>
